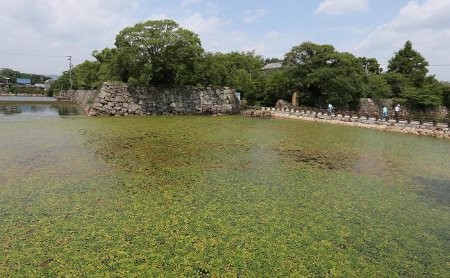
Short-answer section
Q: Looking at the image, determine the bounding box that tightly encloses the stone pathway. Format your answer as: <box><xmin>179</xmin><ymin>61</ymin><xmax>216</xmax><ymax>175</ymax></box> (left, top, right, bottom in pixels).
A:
<box><xmin>257</xmin><ymin>108</ymin><xmax>450</xmax><ymax>140</ymax></box>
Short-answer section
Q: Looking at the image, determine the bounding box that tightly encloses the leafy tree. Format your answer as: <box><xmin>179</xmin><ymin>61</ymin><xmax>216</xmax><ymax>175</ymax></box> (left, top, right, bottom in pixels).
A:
<box><xmin>385</xmin><ymin>72</ymin><xmax>413</xmax><ymax>100</ymax></box>
<box><xmin>442</xmin><ymin>83</ymin><xmax>450</xmax><ymax>108</ymax></box>
<box><xmin>49</xmin><ymin>71</ymin><xmax>71</xmax><ymax>93</ymax></box>
<box><xmin>263</xmin><ymin>69</ymin><xmax>292</xmax><ymax>106</ymax></box>
<box><xmin>114</xmin><ymin>19</ymin><xmax>204</xmax><ymax>85</ymax></box>
<box><xmin>365</xmin><ymin>74</ymin><xmax>392</xmax><ymax>100</ymax></box>
<box><xmin>72</xmin><ymin>61</ymin><xmax>101</xmax><ymax>89</ymax></box>
<box><xmin>92</xmin><ymin>48</ymin><xmax>120</xmax><ymax>82</ymax></box>
<box><xmin>264</xmin><ymin>57</ymin><xmax>283</xmax><ymax>64</ymax></box>
<box><xmin>388</xmin><ymin>40</ymin><xmax>428</xmax><ymax>86</ymax></box>
<box><xmin>401</xmin><ymin>77</ymin><xmax>443</xmax><ymax>109</ymax></box>
<box><xmin>386</xmin><ymin>42</ymin><xmax>445</xmax><ymax>108</ymax></box>
<box><xmin>284</xmin><ymin>42</ymin><xmax>366</xmax><ymax>109</ymax></box>
<box><xmin>359</xmin><ymin>57</ymin><xmax>382</xmax><ymax>74</ymax></box>
<box><xmin>385</xmin><ymin>72</ymin><xmax>443</xmax><ymax>108</ymax></box>
<box><xmin>197</xmin><ymin>51</ymin><xmax>265</xmax><ymax>104</ymax></box>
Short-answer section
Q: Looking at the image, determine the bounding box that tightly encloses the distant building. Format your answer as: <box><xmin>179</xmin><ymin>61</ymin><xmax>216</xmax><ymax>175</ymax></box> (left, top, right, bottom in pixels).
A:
<box><xmin>34</xmin><ymin>83</ymin><xmax>46</xmax><ymax>89</ymax></box>
<box><xmin>0</xmin><ymin>76</ymin><xmax>11</xmax><ymax>84</ymax></box>
<box><xmin>17</xmin><ymin>78</ymin><xmax>32</xmax><ymax>85</ymax></box>
<box><xmin>0</xmin><ymin>76</ymin><xmax>11</xmax><ymax>88</ymax></box>
<box><xmin>262</xmin><ymin>62</ymin><xmax>283</xmax><ymax>72</ymax></box>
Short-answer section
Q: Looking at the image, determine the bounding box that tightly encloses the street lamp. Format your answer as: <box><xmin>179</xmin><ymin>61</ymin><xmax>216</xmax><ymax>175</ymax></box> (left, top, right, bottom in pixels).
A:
<box><xmin>66</xmin><ymin>55</ymin><xmax>73</xmax><ymax>89</ymax></box>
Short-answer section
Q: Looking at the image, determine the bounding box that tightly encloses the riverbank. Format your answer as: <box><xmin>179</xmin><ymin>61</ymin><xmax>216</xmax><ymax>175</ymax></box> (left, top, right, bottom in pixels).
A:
<box><xmin>247</xmin><ymin>108</ymin><xmax>450</xmax><ymax>140</ymax></box>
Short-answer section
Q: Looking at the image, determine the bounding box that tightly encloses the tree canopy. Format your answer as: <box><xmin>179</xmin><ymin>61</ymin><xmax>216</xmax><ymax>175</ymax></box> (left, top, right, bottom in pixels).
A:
<box><xmin>113</xmin><ymin>19</ymin><xmax>204</xmax><ymax>85</ymax></box>
<box><xmin>284</xmin><ymin>42</ymin><xmax>366</xmax><ymax>109</ymax></box>
<box><xmin>386</xmin><ymin>41</ymin><xmax>443</xmax><ymax>108</ymax></box>
<box><xmin>388</xmin><ymin>40</ymin><xmax>428</xmax><ymax>86</ymax></box>
<box><xmin>197</xmin><ymin>51</ymin><xmax>265</xmax><ymax>101</ymax></box>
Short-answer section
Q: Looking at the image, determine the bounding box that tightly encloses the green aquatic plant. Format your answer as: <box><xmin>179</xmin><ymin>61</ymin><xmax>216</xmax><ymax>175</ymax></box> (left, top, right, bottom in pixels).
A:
<box><xmin>0</xmin><ymin>116</ymin><xmax>449</xmax><ymax>276</ymax></box>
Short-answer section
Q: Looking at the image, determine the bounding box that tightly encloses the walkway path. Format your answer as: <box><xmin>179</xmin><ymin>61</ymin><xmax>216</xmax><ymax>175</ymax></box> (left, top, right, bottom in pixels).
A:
<box><xmin>258</xmin><ymin>107</ymin><xmax>450</xmax><ymax>140</ymax></box>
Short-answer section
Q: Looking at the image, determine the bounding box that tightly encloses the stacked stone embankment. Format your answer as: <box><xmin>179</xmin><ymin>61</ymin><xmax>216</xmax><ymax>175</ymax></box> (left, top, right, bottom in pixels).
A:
<box><xmin>57</xmin><ymin>83</ymin><xmax>240</xmax><ymax>116</ymax></box>
<box><xmin>251</xmin><ymin>107</ymin><xmax>450</xmax><ymax>139</ymax></box>
<box><xmin>57</xmin><ymin>90</ymin><xmax>98</xmax><ymax>114</ymax></box>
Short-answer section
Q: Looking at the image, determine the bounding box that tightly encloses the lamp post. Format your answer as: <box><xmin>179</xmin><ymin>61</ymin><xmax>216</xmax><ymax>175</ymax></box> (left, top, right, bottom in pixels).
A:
<box><xmin>67</xmin><ymin>55</ymin><xmax>73</xmax><ymax>89</ymax></box>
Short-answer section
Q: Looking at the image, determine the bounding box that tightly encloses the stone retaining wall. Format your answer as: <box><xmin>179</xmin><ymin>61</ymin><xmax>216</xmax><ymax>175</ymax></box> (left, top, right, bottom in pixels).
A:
<box><xmin>57</xmin><ymin>90</ymin><xmax>98</xmax><ymax>114</ymax></box>
<box><xmin>57</xmin><ymin>83</ymin><xmax>240</xmax><ymax>116</ymax></box>
<box><xmin>257</xmin><ymin>107</ymin><xmax>450</xmax><ymax>139</ymax></box>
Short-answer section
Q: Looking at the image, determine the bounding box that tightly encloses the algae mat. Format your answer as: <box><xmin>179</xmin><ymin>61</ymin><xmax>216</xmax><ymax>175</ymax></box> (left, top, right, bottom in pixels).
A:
<box><xmin>0</xmin><ymin>116</ymin><xmax>449</xmax><ymax>276</ymax></box>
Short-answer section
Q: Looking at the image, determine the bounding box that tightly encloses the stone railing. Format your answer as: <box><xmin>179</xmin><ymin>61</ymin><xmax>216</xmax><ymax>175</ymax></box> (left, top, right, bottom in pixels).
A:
<box><xmin>257</xmin><ymin>107</ymin><xmax>450</xmax><ymax>139</ymax></box>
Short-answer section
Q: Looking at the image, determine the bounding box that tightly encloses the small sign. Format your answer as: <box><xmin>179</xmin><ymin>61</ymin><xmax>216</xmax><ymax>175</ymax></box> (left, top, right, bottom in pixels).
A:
<box><xmin>17</xmin><ymin>78</ymin><xmax>31</xmax><ymax>85</ymax></box>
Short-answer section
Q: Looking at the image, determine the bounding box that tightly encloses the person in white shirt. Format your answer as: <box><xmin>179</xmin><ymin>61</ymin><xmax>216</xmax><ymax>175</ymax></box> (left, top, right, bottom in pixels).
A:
<box><xmin>395</xmin><ymin>104</ymin><xmax>401</xmax><ymax>120</ymax></box>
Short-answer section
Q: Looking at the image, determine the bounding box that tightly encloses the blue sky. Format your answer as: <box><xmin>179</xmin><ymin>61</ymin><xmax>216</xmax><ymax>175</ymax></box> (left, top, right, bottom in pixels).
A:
<box><xmin>1</xmin><ymin>0</ymin><xmax>450</xmax><ymax>81</ymax></box>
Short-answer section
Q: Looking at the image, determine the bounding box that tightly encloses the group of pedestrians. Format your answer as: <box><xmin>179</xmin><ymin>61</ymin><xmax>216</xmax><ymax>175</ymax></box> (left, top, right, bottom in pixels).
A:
<box><xmin>381</xmin><ymin>104</ymin><xmax>401</xmax><ymax>121</ymax></box>
<box><xmin>326</xmin><ymin>103</ymin><xmax>401</xmax><ymax>121</ymax></box>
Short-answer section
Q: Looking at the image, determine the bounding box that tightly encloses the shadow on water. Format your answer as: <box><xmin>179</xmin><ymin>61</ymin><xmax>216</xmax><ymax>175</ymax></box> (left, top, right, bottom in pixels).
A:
<box><xmin>415</xmin><ymin>176</ymin><xmax>450</xmax><ymax>206</ymax></box>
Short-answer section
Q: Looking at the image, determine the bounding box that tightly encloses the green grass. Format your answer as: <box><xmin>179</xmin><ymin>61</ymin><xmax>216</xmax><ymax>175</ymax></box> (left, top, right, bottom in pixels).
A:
<box><xmin>0</xmin><ymin>116</ymin><xmax>449</xmax><ymax>276</ymax></box>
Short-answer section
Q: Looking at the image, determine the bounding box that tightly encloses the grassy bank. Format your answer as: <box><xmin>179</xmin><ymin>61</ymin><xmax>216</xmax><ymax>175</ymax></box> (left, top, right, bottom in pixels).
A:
<box><xmin>0</xmin><ymin>116</ymin><xmax>449</xmax><ymax>276</ymax></box>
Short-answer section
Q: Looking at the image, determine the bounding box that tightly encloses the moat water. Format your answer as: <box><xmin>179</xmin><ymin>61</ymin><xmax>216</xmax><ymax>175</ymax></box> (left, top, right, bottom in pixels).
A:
<box><xmin>0</xmin><ymin>96</ymin><xmax>83</xmax><ymax>121</ymax></box>
<box><xmin>0</xmin><ymin>111</ymin><xmax>449</xmax><ymax>276</ymax></box>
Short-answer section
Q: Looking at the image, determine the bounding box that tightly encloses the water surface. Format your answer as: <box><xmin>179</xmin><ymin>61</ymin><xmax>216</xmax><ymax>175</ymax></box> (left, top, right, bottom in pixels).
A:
<box><xmin>0</xmin><ymin>96</ymin><xmax>83</xmax><ymax>120</ymax></box>
<box><xmin>0</xmin><ymin>116</ymin><xmax>449</xmax><ymax>276</ymax></box>
<box><xmin>0</xmin><ymin>96</ymin><xmax>58</xmax><ymax>102</ymax></box>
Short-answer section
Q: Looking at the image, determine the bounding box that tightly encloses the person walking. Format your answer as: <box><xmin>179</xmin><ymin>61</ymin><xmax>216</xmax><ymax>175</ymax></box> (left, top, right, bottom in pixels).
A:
<box><xmin>394</xmin><ymin>104</ymin><xmax>401</xmax><ymax>122</ymax></box>
<box><xmin>382</xmin><ymin>106</ymin><xmax>388</xmax><ymax>121</ymax></box>
<box><xmin>327</xmin><ymin>103</ymin><xmax>333</xmax><ymax>113</ymax></box>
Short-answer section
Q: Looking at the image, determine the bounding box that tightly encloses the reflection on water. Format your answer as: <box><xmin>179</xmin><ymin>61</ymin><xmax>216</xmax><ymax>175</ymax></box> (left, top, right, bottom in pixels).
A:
<box><xmin>0</xmin><ymin>96</ymin><xmax>83</xmax><ymax>120</ymax></box>
<box><xmin>0</xmin><ymin>96</ymin><xmax>58</xmax><ymax>102</ymax></box>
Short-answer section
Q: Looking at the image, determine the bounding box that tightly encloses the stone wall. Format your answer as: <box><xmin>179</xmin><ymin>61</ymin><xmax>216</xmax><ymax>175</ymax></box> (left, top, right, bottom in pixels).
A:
<box><xmin>57</xmin><ymin>89</ymin><xmax>98</xmax><ymax>114</ymax></box>
<box><xmin>57</xmin><ymin>83</ymin><xmax>240</xmax><ymax>116</ymax></box>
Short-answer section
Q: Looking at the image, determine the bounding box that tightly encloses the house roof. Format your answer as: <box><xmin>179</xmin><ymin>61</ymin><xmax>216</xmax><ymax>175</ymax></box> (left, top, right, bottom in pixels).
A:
<box><xmin>262</xmin><ymin>62</ymin><xmax>282</xmax><ymax>71</ymax></box>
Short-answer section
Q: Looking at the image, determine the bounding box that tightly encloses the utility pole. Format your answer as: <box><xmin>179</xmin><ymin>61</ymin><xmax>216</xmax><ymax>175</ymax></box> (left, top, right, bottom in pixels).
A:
<box><xmin>67</xmin><ymin>55</ymin><xmax>73</xmax><ymax>89</ymax></box>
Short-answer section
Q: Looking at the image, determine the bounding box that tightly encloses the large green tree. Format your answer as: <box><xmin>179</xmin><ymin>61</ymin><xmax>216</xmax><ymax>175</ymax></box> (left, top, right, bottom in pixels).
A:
<box><xmin>48</xmin><ymin>71</ymin><xmax>71</xmax><ymax>94</ymax></box>
<box><xmin>284</xmin><ymin>42</ymin><xmax>366</xmax><ymax>109</ymax></box>
<box><xmin>72</xmin><ymin>61</ymin><xmax>101</xmax><ymax>89</ymax></box>
<box><xmin>365</xmin><ymin>74</ymin><xmax>392</xmax><ymax>100</ymax></box>
<box><xmin>197</xmin><ymin>51</ymin><xmax>265</xmax><ymax>103</ymax></box>
<box><xmin>114</xmin><ymin>19</ymin><xmax>204</xmax><ymax>85</ymax></box>
<box><xmin>387</xmin><ymin>41</ymin><xmax>444</xmax><ymax>108</ymax></box>
<box><xmin>263</xmin><ymin>69</ymin><xmax>292</xmax><ymax>106</ymax></box>
<box><xmin>388</xmin><ymin>40</ymin><xmax>428</xmax><ymax>86</ymax></box>
<box><xmin>359</xmin><ymin>57</ymin><xmax>382</xmax><ymax>75</ymax></box>
<box><xmin>442</xmin><ymin>83</ymin><xmax>450</xmax><ymax>108</ymax></box>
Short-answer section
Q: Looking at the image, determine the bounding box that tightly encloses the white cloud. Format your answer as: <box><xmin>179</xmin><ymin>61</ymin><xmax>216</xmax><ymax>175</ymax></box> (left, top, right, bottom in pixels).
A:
<box><xmin>221</xmin><ymin>30</ymin><xmax>293</xmax><ymax>59</ymax></box>
<box><xmin>243</xmin><ymin>9</ymin><xmax>266</xmax><ymax>24</ymax></box>
<box><xmin>315</xmin><ymin>0</ymin><xmax>368</xmax><ymax>15</ymax></box>
<box><xmin>0</xmin><ymin>0</ymin><xmax>138</xmax><ymax>74</ymax></box>
<box><xmin>180</xmin><ymin>0</ymin><xmax>201</xmax><ymax>7</ymax></box>
<box><xmin>180</xmin><ymin>13</ymin><xmax>229</xmax><ymax>34</ymax></box>
<box><xmin>355</xmin><ymin>0</ymin><xmax>450</xmax><ymax>80</ymax></box>
<box><xmin>231</xmin><ymin>31</ymin><xmax>249</xmax><ymax>43</ymax></box>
